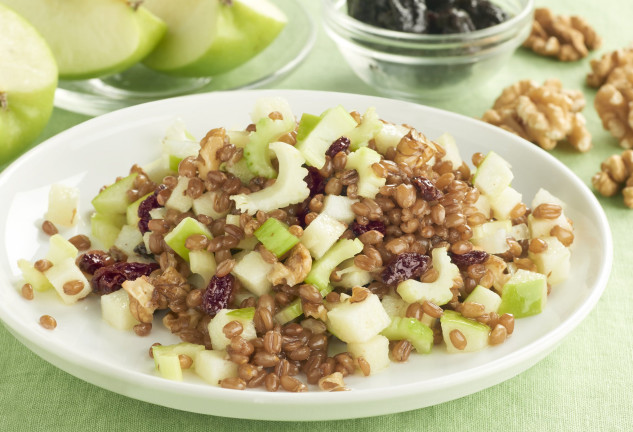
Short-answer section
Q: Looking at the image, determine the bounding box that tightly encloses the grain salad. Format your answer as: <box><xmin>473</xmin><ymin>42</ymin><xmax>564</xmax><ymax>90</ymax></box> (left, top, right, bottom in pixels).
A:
<box><xmin>19</xmin><ymin>97</ymin><xmax>574</xmax><ymax>391</ymax></box>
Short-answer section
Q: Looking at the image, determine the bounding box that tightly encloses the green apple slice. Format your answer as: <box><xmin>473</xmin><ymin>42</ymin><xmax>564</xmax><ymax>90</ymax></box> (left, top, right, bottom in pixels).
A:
<box><xmin>2</xmin><ymin>0</ymin><xmax>166</xmax><ymax>80</ymax></box>
<box><xmin>0</xmin><ymin>3</ymin><xmax>57</xmax><ymax>165</ymax></box>
<box><xmin>143</xmin><ymin>0</ymin><xmax>287</xmax><ymax>77</ymax></box>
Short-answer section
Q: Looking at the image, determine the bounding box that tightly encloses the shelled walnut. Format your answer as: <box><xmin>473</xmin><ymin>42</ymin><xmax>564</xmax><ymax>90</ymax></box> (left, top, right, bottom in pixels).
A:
<box><xmin>587</xmin><ymin>47</ymin><xmax>633</xmax><ymax>88</ymax></box>
<box><xmin>592</xmin><ymin>150</ymin><xmax>633</xmax><ymax>208</ymax></box>
<box><xmin>523</xmin><ymin>8</ymin><xmax>601</xmax><ymax>61</ymax></box>
<box><xmin>594</xmin><ymin>65</ymin><xmax>633</xmax><ymax>149</ymax></box>
<box><xmin>482</xmin><ymin>79</ymin><xmax>592</xmax><ymax>152</ymax></box>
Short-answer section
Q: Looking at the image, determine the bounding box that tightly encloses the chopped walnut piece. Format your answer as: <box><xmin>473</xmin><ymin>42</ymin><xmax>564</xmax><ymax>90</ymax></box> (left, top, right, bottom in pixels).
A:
<box><xmin>587</xmin><ymin>47</ymin><xmax>633</xmax><ymax>88</ymax></box>
<box><xmin>394</xmin><ymin>129</ymin><xmax>444</xmax><ymax>169</ymax></box>
<box><xmin>196</xmin><ymin>127</ymin><xmax>227</xmax><ymax>180</ymax></box>
<box><xmin>592</xmin><ymin>150</ymin><xmax>633</xmax><ymax>208</ymax></box>
<box><xmin>482</xmin><ymin>79</ymin><xmax>591</xmax><ymax>152</ymax></box>
<box><xmin>595</xmin><ymin>65</ymin><xmax>633</xmax><ymax>149</ymax></box>
<box><xmin>122</xmin><ymin>276</ymin><xmax>158</xmax><ymax>323</ymax></box>
<box><xmin>523</xmin><ymin>8</ymin><xmax>601</xmax><ymax>61</ymax></box>
<box><xmin>267</xmin><ymin>243</ymin><xmax>312</xmax><ymax>287</ymax></box>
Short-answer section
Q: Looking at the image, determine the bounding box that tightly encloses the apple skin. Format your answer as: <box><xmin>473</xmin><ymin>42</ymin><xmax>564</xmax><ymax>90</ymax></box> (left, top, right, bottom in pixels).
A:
<box><xmin>1</xmin><ymin>0</ymin><xmax>166</xmax><ymax>80</ymax></box>
<box><xmin>0</xmin><ymin>3</ymin><xmax>57</xmax><ymax>166</ymax></box>
<box><xmin>143</xmin><ymin>0</ymin><xmax>287</xmax><ymax>77</ymax></box>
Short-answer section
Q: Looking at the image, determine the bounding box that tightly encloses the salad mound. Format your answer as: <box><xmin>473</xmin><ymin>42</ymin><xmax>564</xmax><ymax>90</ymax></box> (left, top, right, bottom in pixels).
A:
<box><xmin>20</xmin><ymin>98</ymin><xmax>574</xmax><ymax>392</ymax></box>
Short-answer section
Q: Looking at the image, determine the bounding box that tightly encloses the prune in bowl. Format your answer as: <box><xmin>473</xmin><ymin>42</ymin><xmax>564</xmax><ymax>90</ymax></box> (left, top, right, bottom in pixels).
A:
<box><xmin>322</xmin><ymin>0</ymin><xmax>533</xmax><ymax>101</ymax></box>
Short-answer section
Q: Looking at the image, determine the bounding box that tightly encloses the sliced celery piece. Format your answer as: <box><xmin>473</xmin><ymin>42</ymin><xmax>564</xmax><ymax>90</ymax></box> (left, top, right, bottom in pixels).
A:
<box><xmin>304</xmin><ymin>238</ymin><xmax>363</xmax><ymax>292</ymax></box>
<box><xmin>254</xmin><ymin>218</ymin><xmax>300</xmax><ymax>258</ymax></box>
<box><xmin>347</xmin><ymin>107</ymin><xmax>383</xmax><ymax>150</ymax></box>
<box><xmin>226</xmin><ymin>307</ymin><xmax>256</xmax><ymax>320</ymax></box>
<box><xmin>381</xmin><ymin>316</ymin><xmax>433</xmax><ymax>354</ymax></box>
<box><xmin>274</xmin><ymin>285</ymin><xmax>333</xmax><ymax>325</ymax></box>
<box><xmin>243</xmin><ymin>115</ymin><xmax>295</xmax><ymax>178</ymax></box>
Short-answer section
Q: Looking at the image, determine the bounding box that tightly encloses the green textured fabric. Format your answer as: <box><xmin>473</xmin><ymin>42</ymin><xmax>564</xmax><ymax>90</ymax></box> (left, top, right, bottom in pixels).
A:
<box><xmin>1</xmin><ymin>0</ymin><xmax>632</xmax><ymax>430</ymax></box>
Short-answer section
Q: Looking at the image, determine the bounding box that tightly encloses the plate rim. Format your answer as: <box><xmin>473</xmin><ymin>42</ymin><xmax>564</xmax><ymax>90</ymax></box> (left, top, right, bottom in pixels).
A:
<box><xmin>0</xmin><ymin>89</ymin><xmax>613</xmax><ymax>420</ymax></box>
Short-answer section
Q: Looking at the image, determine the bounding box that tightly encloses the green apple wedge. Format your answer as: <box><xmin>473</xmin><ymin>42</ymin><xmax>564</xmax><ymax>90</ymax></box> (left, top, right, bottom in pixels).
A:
<box><xmin>0</xmin><ymin>3</ymin><xmax>57</xmax><ymax>165</ymax></box>
<box><xmin>2</xmin><ymin>0</ymin><xmax>166</xmax><ymax>80</ymax></box>
<box><xmin>142</xmin><ymin>0</ymin><xmax>287</xmax><ymax>77</ymax></box>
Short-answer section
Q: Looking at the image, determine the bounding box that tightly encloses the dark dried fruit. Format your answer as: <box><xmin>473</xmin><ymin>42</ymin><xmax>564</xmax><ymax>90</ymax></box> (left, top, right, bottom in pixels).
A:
<box><xmin>138</xmin><ymin>184</ymin><xmax>167</xmax><ymax>234</ymax></box>
<box><xmin>304</xmin><ymin>167</ymin><xmax>326</xmax><ymax>197</ymax></box>
<box><xmin>412</xmin><ymin>176</ymin><xmax>443</xmax><ymax>201</ymax></box>
<box><xmin>77</xmin><ymin>250</ymin><xmax>116</xmax><ymax>275</ymax></box>
<box><xmin>201</xmin><ymin>274</ymin><xmax>235</xmax><ymax>316</ymax></box>
<box><xmin>382</xmin><ymin>252</ymin><xmax>430</xmax><ymax>285</ymax></box>
<box><xmin>326</xmin><ymin>136</ymin><xmax>351</xmax><ymax>158</ymax></box>
<box><xmin>428</xmin><ymin>7</ymin><xmax>475</xmax><ymax>34</ymax></box>
<box><xmin>91</xmin><ymin>262</ymin><xmax>159</xmax><ymax>295</ymax></box>
<box><xmin>351</xmin><ymin>220</ymin><xmax>386</xmax><ymax>237</ymax></box>
<box><xmin>448</xmin><ymin>250</ymin><xmax>489</xmax><ymax>268</ymax></box>
<box><xmin>458</xmin><ymin>0</ymin><xmax>508</xmax><ymax>29</ymax></box>
<box><xmin>348</xmin><ymin>0</ymin><xmax>428</xmax><ymax>33</ymax></box>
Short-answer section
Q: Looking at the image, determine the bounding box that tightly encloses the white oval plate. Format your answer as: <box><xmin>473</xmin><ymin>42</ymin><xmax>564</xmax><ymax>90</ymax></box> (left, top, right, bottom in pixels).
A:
<box><xmin>0</xmin><ymin>90</ymin><xmax>612</xmax><ymax>421</ymax></box>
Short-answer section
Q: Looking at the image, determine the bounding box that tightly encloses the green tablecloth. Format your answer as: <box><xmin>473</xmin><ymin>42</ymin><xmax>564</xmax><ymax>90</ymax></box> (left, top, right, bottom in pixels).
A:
<box><xmin>1</xmin><ymin>0</ymin><xmax>632</xmax><ymax>430</ymax></box>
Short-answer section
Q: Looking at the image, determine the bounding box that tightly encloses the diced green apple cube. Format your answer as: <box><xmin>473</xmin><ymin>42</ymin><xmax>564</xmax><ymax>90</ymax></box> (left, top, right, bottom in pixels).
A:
<box><xmin>380</xmin><ymin>292</ymin><xmax>409</xmax><ymax>318</ymax></box>
<box><xmin>489</xmin><ymin>186</ymin><xmax>522</xmax><ymax>221</ymax></box>
<box><xmin>154</xmin><ymin>353</ymin><xmax>183</xmax><ymax>381</ymax></box>
<box><xmin>17</xmin><ymin>259</ymin><xmax>53</xmax><ymax>292</ymax></box>
<box><xmin>345</xmin><ymin>147</ymin><xmax>386</xmax><ymax>199</ymax></box>
<box><xmin>436</xmin><ymin>133</ymin><xmax>463</xmax><ymax>169</ymax></box>
<box><xmin>152</xmin><ymin>342</ymin><xmax>205</xmax><ymax>381</ymax></box>
<box><xmin>189</xmin><ymin>249</ymin><xmax>216</xmax><ymax>286</ymax></box>
<box><xmin>333</xmin><ymin>261</ymin><xmax>372</xmax><ymax>290</ymax></box>
<box><xmin>498</xmin><ymin>269</ymin><xmax>547</xmax><ymax>317</ymax></box>
<box><xmin>46</xmin><ymin>234</ymin><xmax>78</xmax><ymax>266</ymax></box>
<box><xmin>440</xmin><ymin>310</ymin><xmax>490</xmax><ymax>353</ymax></box>
<box><xmin>301</xmin><ymin>213</ymin><xmax>346</xmax><ymax>259</ymax></box>
<box><xmin>347</xmin><ymin>334</ymin><xmax>390</xmax><ymax>375</ymax></box>
<box><xmin>250</xmin><ymin>97</ymin><xmax>295</xmax><ymax>124</ymax></box>
<box><xmin>163</xmin><ymin>217</ymin><xmax>213</xmax><ymax>262</ymax></box>
<box><xmin>373</xmin><ymin>122</ymin><xmax>409</xmax><ymax>155</ymax></box>
<box><xmin>473</xmin><ymin>194</ymin><xmax>491</xmax><ymax>219</ymax></box>
<box><xmin>127</xmin><ymin>192</ymin><xmax>152</xmax><ymax>226</ymax></box>
<box><xmin>321</xmin><ymin>195</ymin><xmax>358</xmax><ymax>224</ymax></box>
<box><xmin>194</xmin><ymin>350</ymin><xmax>238</xmax><ymax>385</ymax></box>
<box><xmin>44</xmin><ymin>257</ymin><xmax>91</xmax><ymax>304</ymax></box>
<box><xmin>191</xmin><ymin>191</ymin><xmax>228</xmax><ymax>220</ymax></box>
<box><xmin>528</xmin><ymin>236</ymin><xmax>571</xmax><ymax>285</ymax></box>
<box><xmin>165</xmin><ymin>176</ymin><xmax>193</xmax><ymax>213</ymax></box>
<box><xmin>101</xmin><ymin>289</ymin><xmax>140</xmax><ymax>330</ymax></box>
<box><xmin>528</xmin><ymin>213</ymin><xmax>573</xmax><ymax>240</ymax></box>
<box><xmin>92</xmin><ymin>172</ymin><xmax>138</xmax><ymax>215</ymax></box>
<box><xmin>295</xmin><ymin>105</ymin><xmax>358</xmax><ymax>169</ymax></box>
<box><xmin>113</xmin><ymin>224</ymin><xmax>144</xmax><ymax>257</ymax></box>
<box><xmin>327</xmin><ymin>293</ymin><xmax>390</xmax><ymax>343</ymax></box>
<box><xmin>473</xmin><ymin>151</ymin><xmax>513</xmax><ymax>198</ymax></box>
<box><xmin>397</xmin><ymin>247</ymin><xmax>459</xmax><ymax>305</ymax></box>
<box><xmin>46</xmin><ymin>184</ymin><xmax>79</xmax><ymax>227</ymax></box>
<box><xmin>231</xmin><ymin>250</ymin><xmax>273</xmax><ymax>296</ymax></box>
<box><xmin>471</xmin><ymin>220</ymin><xmax>512</xmax><ymax>254</ymax></box>
<box><xmin>510</xmin><ymin>223</ymin><xmax>530</xmax><ymax>241</ymax></box>
<box><xmin>91</xmin><ymin>212</ymin><xmax>126</xmax><ymax>249</ymax></box>
<box><xmin>532</xmin><ymin>188</ymin><xmax>566</xmax><ymax>210</ymax></box>
<box><xmin>465</xmin><ymin>285</ymin><xmax>502</xmax><ymax>314</ymax></box>
<box><xmin>208</xmin><ymin>308</ymin><xmax>257</xmax><ymax>350</ymax></box>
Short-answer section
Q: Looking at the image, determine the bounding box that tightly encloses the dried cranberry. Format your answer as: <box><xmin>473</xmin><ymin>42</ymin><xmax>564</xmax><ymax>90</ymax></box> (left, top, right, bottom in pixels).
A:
<box><xmin>201</xmin><ymin>274</ymin><xmax>235</xmax><ymax>316</ymax></box>
<box><xmin>351</xmin><ymin>220</ymin><xmax>386</xmax><ymax>237</ymax></box>
<box><xmin>326</xmin><ymin>136</ymin><xmax>351</xmax><ymax>158</ymax></box>
<box><xmin>448</xmin><ymin>250</ymin><xmax>489</xmax><ymax>268</ymax></box>
<box><xmin>382</xmin><ymin>252</ymin><xmax>430</xmax><ymax>285</ymax></box>
<box><xmin>304</xmin><ymin>166</ymin><xmax>326</xmax><ymax>197</ymax></box>
<box><xmin>91</xmin><ymin>261</ymin><xmax>159</xmax><ymax>295</ymax></box>
<box><xmin>137</xmin><ymin>184</ymin><xmax>166</xmax><ymax>234</ymax></box>
<box><xmin>77</xmin><ymin>250</ymin><xmax>116</xmax><ymax>275</ymax></box>
<box><xmin>412</xmin><ymin>176</ymin><xmax>443</xmax><ymax>201</ymax></box>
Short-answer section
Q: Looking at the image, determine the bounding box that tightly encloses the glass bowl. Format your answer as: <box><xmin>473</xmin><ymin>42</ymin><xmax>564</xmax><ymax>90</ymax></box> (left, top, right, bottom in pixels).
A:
<box><xmin>54</xmin><ymin>0</ymin><xmax>316</xmax><ymax>116</ymax></box>
<box><xmin>322</xmin><ymin>0</ymin><xmax>534</xmax><ymax>102</ymax></box>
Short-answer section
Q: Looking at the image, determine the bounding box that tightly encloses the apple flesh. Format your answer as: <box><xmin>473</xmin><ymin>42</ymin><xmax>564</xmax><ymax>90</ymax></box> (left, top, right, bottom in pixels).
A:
<box><xmin>2</xmin><ymin>0</ymin><xmax>166</xmax><ymax>80</ymax></box>
<box><xmin>0</xmin><ymin>3</ymin><xmax>57</xmax><ymax>165</ymax></box>
<box><xmin>498</xmin><ymin>269</ymin><xmax>548</xmax><ymax>318</ymax></box>
<box><xmin>143</xmin><ymin>0</ymin><xmax>287</xmax><ymax>77</ymax></box>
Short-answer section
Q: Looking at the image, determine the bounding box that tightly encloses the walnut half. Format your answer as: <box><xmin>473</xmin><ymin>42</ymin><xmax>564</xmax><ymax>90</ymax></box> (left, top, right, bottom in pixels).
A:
<box><xmin>482</xmin><ymin>79</ymin><xmax>591</xmax><ymax>152</ymax></box>
<box><xmin>595</xmin><ymin>66</ymin><xmax>633</xmax><ymax>149</ymax></box>
<box><xmin>267</xmin><ymin>243</ymin><xmax>312</xmax><ymax>287</ymax></box>
<box><xmin>122</xmin><ymin>276</ymin><xmax>158</xmax><ymax>323</ymax></box>
<box><xmin>523</xmin><ymin>8</ymin><xmax>601</xmax><ymax>62</ymax></box>
<box><xmin>587</xmin><ymin>47</ymin><xmax>633</xmax><ymax>88</ymax></box>
<box><xmin>592</xmin><ymin>150</ymin><xmax>633</xmax><ymax>208</ymax></box>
